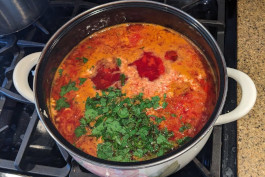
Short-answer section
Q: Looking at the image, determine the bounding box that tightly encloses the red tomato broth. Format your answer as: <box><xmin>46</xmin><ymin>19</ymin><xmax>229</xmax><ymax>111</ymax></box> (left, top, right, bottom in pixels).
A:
<box><xmin>49</xmin><ymin>23</ymin><xmax>217</xmax><ymax>161</ymax></box>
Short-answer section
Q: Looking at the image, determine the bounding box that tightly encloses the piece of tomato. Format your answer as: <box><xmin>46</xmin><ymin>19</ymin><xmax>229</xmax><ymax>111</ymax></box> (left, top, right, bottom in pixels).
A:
<box><xmin>130</xmin><ymin>52</ymin><xmax>165</xmax><ymax>81</ymax></box>
<box><xmin>165</xmin><ymin>50</ymin><xmax>178</xmax><ymax>61</ymax></box>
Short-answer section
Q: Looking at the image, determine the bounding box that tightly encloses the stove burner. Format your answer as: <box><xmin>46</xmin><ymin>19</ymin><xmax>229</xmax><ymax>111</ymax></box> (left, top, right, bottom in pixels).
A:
<box><xmin>0</xmin><ymin>0</ymin><xmax>238</xmax><ymax>176</ymax></box>
<box><xmin>0</xmin><ymin>35</ymin><xmax>17</xmax><ymax>55</ymax></box>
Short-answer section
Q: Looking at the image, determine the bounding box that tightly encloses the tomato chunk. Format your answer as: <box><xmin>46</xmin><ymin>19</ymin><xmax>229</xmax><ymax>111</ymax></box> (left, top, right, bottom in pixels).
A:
<box><xmin>130</xmin><ymin>52</ymin><xmax>165</xmax><ymax>81</ymax></box>
<box><xmin>126</xmin><ymin>24</ymin><xmax>143</xmax><ymax>32</ymax></box>
<box><xmin>165</xmin><ymin>50</ymin><xmax>178</xmax><ymax>61</ymax></box>
<box><xmin>91</xmin><ymin>61</ymin><xmax>121</xmax><ymax>90</ymax></box>
<box><xmin>129</xmin><ymin>33</ymin><xmax>141</xmax><ymax>46</ymax></box>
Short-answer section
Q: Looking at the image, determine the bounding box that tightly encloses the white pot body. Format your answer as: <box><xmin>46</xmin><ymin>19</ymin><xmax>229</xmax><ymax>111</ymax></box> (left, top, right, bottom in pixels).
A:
<box><xmin>72</xmin><ymin>128</ymin><xmax>212</xmax><ymax>177</ymax></box>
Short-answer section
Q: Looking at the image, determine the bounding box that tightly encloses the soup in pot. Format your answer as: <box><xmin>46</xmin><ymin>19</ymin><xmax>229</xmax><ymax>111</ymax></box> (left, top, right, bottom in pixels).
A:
<box><xmin>49</xmin><ymin>23</ymin><xmax>216</xmax><ymax>162</ymax></box>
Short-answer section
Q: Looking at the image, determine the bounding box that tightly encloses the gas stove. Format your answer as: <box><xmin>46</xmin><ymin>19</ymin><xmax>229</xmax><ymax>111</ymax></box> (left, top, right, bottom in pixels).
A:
<box><xmin>0</xmin><ymin>0</ymin><xmax>237</xmax><ymax>176</ymax></box>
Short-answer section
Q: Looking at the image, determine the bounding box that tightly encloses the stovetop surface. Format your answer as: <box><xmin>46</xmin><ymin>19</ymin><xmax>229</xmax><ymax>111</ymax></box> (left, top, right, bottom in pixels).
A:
<box><xmin>0</xmin><ymin>0</ymin><xmax>237</xmax><ymax>176</ymax></box>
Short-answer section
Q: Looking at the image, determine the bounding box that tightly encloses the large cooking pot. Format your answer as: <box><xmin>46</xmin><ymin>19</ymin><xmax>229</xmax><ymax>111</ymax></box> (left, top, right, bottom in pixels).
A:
<box><xmin>12</xmin><ymin>1</ymin><xmax>256</xmax><ymax>176</ymax></box>
<box><xmin>0</xmin><ymin>0</ymin><xmax>49</xmax><ymax>36</ymax></box>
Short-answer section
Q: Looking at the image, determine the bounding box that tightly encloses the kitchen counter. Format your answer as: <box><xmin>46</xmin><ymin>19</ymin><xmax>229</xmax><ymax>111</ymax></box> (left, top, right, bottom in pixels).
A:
<box><xmin>237</xmin><ymin>0</ymin><xmax>265</xmax><ymax>177</ymax></box>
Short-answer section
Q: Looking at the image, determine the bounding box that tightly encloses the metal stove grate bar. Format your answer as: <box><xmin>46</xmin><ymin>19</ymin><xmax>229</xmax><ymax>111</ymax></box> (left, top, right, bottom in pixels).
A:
<box><xmin>13</xmin><ymin>110</ymin><xmax>71</xmax><ymax>176</ymax></box>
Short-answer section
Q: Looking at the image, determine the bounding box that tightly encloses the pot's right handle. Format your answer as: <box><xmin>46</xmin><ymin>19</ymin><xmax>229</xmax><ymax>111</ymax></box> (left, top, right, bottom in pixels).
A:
<box><xmin>215</xmin><ymin>67</ymin><xmax>257</xmax><ymax>125</ymax></box>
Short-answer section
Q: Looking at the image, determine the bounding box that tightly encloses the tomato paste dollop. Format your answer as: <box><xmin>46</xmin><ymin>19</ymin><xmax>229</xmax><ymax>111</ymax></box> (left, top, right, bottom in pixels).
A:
<box><xmin>130</xmin><ymin>52</ymin><xmax>165</xmax><ymax>81</ymax></box>
<box><xmin>91</xmin><ymin>60</ymin><xmax>121</xmax><ymax>90</ymax></box>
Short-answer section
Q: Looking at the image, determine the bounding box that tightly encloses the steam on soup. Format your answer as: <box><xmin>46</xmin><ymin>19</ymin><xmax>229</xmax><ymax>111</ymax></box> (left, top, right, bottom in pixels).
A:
<box><xmin>49</xmin><ymin>23</ymin><xmax>216</xmax><ymax>162</ymax></box>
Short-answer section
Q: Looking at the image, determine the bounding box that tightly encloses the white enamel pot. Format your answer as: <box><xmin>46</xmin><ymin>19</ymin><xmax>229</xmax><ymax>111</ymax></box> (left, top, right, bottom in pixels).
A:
<box><xmin>12</xmin><ymin>1</ymin><xmax>257</xmax><ymax>177</ymax></box>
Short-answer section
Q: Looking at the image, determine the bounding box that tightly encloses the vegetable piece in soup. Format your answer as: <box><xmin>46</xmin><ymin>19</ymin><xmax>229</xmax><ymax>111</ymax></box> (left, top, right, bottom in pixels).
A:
<box><xmin>49</xmin><ymin>23</ymin><xmax>217</xmax><ymax>162</ymax></box>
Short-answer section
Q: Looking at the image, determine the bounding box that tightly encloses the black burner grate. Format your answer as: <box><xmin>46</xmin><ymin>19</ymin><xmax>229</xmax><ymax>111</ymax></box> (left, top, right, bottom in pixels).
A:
<box><xmin>0</xmin><ymin>0</ymin><xmax>237</xmax><ymax>176</ymax></box>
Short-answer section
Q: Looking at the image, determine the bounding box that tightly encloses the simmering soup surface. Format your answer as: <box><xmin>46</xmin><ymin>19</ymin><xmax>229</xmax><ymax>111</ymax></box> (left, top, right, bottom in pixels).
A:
<box><xmin>49</xmin><ymin>23</ymin><xmax>216</xmax><ymax>162</ymax></box>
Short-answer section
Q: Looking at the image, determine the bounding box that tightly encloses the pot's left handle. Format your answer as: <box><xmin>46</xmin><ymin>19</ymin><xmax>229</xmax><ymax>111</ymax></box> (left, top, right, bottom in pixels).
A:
<box><xmin>13</xmin><ymin>52</ymin><xmax>41</xmax><ymax>103</ymax></box>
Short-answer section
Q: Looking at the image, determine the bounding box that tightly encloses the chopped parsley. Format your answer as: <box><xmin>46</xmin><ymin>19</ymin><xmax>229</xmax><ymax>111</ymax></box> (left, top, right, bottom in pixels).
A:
<box><xmin>89</xmin><ymin>65</ymin><xmax>95</xmax><ymax>70</ymax></box>
<box><xmin>82</xmin><ymin>57</ymin><xmax>88</xmax><ymax>63</ymax></box>
<box><xmin>179</xmin><ymin>123</ymin><xmax>192</xmax><ymax>132</ymax></box>
<box><xmin>116</xmin><ymin>58</ymin><xmax>121</xmax><ymax>67</ymax></box>
<box><xmin>74</xmin><ymin>87</ymin><xmax>174</xmax><ymax>161</ymax></box>
<box><xmin>79</xmin><ymin>78</ymin><xmax>87</xmax><ymax>85</ymax></box>
<box><xmin>58</xmin><ymin>69</ymin><xmax>63</xmax><ymax>76</ymax></box>
<box><xmin>79</xmin><ymin>118</ymin><xmax>87</xmax><ymax>125</ymax></box>
<box><xmin>163</xmin><ymin>93</ymin><xmax>167</xmax><ymax>99</ymax></box>
<box><xmin>76</xmin><ymin>57</ymin><xmax>88</xmax><ymax>63</ymax></box>
<box><xmin>120</xmin><ymin>73</ymin><xmax>126</xmax><ymax>86</ymax></box>
<box><xmin>162</xmin><ymin>93</ymin><xmax>168</xmax><ymax>109</ymax></box>
<box><xmin>74</xmin><ymin>126</ymin><xmax>86</xmax><ymax>137</ymax></box>
<box><xmin>60</xmin><ymin>81</ymin><xmax>78</xmax><ymax>97</ymax></box>
<box><xmin>171</xmin><ymin>113</ymin><xmax>177</xmax><ymax>117</ymax></box>
<box><xmin>162</xmin><ymin>102</ymin><xmax>168</xmax><ymax>109</ymax></box>
<box><xmin>55</xmin><ymin>97</ymin><xmax>69</xmax><ymax>110</ymax></box>
<box><xmin>151</xmin><ymin>96</ymin><xmax>160</xmax><ymax>109</ymax></box>
<box><xmin>97</xmin><ymin>142</ymin><xmax>114</xmax><ymax>160</ymax></box>
<box><xmin>177</xmin><ymin>136</ymin><xmax>192</xmax><ymax>146</ymax></box>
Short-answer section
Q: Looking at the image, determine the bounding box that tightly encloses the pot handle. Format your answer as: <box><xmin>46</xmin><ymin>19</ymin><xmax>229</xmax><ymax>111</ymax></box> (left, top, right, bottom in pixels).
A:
<box><xmin>13</xmin><ymin>52</ymin><xmax>41</xmax><ymax>103</ymax></box>
<box><xmin>215</xmin><ymin>67</ymin><xmax>257</xmax><ymax>125</ymax></box>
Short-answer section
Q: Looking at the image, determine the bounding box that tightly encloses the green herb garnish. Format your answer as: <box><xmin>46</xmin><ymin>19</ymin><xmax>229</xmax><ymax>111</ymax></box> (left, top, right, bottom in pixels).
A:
<box><xmin>60</xmin><ymin>81</ymin><xmax>79</xmax><ymax>97</ymax></box>
<box><xmin>116</xmin><ymin>58</ymin><xmax>121</xmax><ymax>67</ymax></box>
<box><xmin>163</xmin><ymin>93</ymin><xmax>167</xmax><ymax>99</ymax></box>
<box><xmin>82</xmin><ymin>57</ymin><xmax>88</xmax><ymax>63</ymax></box>
<box><xmin>76</xmin><ymin>57</ymin><xmax>88</xmax><ymax>63</ymax></box>
<box><xmin>89</xmin><ymin>65</ymin><xmax>95</xmax><ymax>70</ymax></box>
<box><xmin>151</xmin><ymin>96</ymin><xmax>160</xmax><ymax>109</ymax></box>
<box><xmin>79</xmin><ymin>78</ymin><xmax>87</xmax><ymax>85</ymax></box>
<box><xmin>58</xmin><ymin>69</ymin><xmax>63</xmax><ymax>76</ymax></box>
<box><xmin>162</xmin><ymin>102</ymin><xmax>168</xmax><ymax>109</ymax></box>
<box><xmin>55</xmin><ymin>97</ymin><xmax>70</xmax><ymax>110</ymax></box>
<box><xmin>177</xmin><ymin>136</ymin><xmax>192</xmax><ymax>146</ymax></box>
<box><xmin>79</xmin><ymin>118</ymin><xmax>87</xmax><ymax>125</ymax></box>
<box><xmin>74</xmin><ymin>126</ymin><xmax>86</xmax><ymax>137</ymax></box>
<box><xmin>179</xmin><ymin>123</ymin><xmax>192</xmax><ymax>132</ymax></box>
<box><xmin>120</xmin><ymin>73</ymin><xmax>126</xmax><ymax>86</ymax></box>
<box><xmin>162</xmin><ymin>93</ymin><xmax>168</xmax><ymax>109</ymax></box>
<box><xmin>97</xmin><ymin>142</ymin><xmax>114</xmax><ymax>159</ymax></box>
<box><xmin>74</xmin><ymin>87</ymin><xmax>174</xmax><ymax>161</ymax></box>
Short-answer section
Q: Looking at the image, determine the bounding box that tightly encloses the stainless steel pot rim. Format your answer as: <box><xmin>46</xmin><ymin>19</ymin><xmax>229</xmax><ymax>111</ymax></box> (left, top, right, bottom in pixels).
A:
<box><xmin>34</xmin><ymin>0</ymin><xmax>228</xmax><ymax>170</ymax></box>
